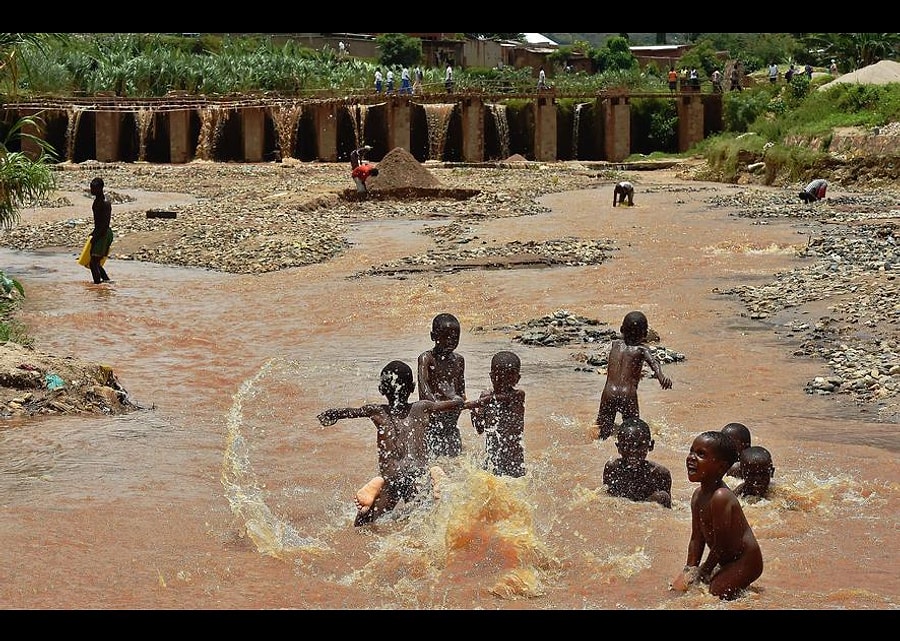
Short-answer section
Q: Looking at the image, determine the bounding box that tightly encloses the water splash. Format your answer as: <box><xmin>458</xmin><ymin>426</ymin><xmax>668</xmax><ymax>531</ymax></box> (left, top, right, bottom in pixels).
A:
<box><xmin>221</xmin><ymin>356</ymin><xmax>327</xmax><ymax>558</ymax></box>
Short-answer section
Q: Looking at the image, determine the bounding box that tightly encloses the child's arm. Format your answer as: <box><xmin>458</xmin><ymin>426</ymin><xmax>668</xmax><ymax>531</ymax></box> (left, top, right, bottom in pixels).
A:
<box><xmin>671</xmin><ymin>492</ymin><xmax>706</xmax><ymax>591</ymax></box>
<box><xmin>465</xmin><ymin>390</ymin><xmax>493</xmax><ymax>434</ymax></box>
<box><xmin>317</xmin><ymin>405</ymin><xmax>376</xmax><ymax>427</ymax></box>
<box><xmin>642</xmin><ymin>347</ymin><xmax>673</xmax><ymax>389</ymax></box>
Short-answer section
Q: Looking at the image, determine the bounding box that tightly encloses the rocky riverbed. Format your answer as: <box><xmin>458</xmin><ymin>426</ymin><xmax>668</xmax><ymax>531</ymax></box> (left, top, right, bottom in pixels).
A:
<box><xmin>1</xmin><ymin>153</ymin><xmax>899</xmax><ymax>422</ymax></box>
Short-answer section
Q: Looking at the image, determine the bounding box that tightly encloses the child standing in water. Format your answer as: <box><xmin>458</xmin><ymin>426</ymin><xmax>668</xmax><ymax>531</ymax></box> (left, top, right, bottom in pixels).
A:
<box><xmin>671</xmin><ymin>431</ymin><xmax>764</xmax><ymax>600</ymax></box>
<box><xmin>595</xmin><ymin>310</ymin><xmax>673</xmax><ymax>440</ymax></box>
<box><xmin>734</xmin><ymin>446</ymin><xmax>775</xmax><ymax>499</ymax></box>
<box><xmin>418</xmin><ymin>313</ymin><xmax>466</xmax><ymax>458</ymax></box>
<box><xmin>603</xmin><ymin>417</ymin><xmax>672</xmax><ymax>508</ymax></box>
<box><xmin>317</xmin><ymin>360</ymin><xmax>461</xmax><ymax>526</ymax></box>
<box><xmin>467</xmin><ymin>350</ymin><xmax>526</xmax><ymax>478</ymax></box>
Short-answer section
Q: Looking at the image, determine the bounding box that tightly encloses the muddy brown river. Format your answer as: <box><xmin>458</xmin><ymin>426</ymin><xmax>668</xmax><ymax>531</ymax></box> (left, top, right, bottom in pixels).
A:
<box><xmin>0</xmin><ymin>168</ymin><xmax>896</xmax><ymax>610</ymax></box>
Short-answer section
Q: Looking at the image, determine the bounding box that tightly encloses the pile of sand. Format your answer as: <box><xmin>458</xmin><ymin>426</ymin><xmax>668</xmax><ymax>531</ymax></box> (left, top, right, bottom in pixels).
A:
<box><xmin>818</xmin><ymin>59</ymin><xmax>900</xmax><ymax>90</ymax></box>
<box><xmin>368</xmin><ymin>147</ymin><xmax>443</xmax><ymax>191</ymax></box>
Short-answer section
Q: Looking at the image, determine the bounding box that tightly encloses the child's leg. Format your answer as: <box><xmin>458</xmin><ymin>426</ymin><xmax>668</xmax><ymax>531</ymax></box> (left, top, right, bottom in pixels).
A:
<box><xmin>355</xmin><ymin>476</ymin><xmax>384</xmax><ymax>516</ymax></box>
<box><xmin>429</xmin><ymin>466</ymin><xmax>446</xmax><ymax>500</ymax></box>
<box><xmin>708</xmin><ymin>550</ymin><xmax>763</xmax><ymax>600</ymax></box>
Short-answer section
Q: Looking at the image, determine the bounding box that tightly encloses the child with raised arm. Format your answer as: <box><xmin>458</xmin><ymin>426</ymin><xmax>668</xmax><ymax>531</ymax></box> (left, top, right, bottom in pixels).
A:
<box><xmin>671</xmin><ymin>431</ymin><xmax>764</xmax><ymax>600</ymax></box>
<box><xmin>603</xmin><ymin>417</ymin><xmax>672</xmax><ymax>508</ymax></box>
<box><xmin>595</xmin><ymin>310</ymin><xmax>673</xmax><ymax>440</ymax></box>
<box><xmin>734</xmin><ymin>446</ymin><xmax>774</xmax><ymax>499</ymax></box>
<box><xmin>721</xmin><ymin>422</ymin><xmax>752</xmax><ymax>479</ymax></box>
<box><xmin>418</xmin><ymin>313</ymin><xmax>466</xmax><ymax>458</ymax></box>
<box><xmin>317</xmin><ymin>360</ymin><xmax>463</xmax><ymax>527</ymax></box>
<box><xmin>466</xmin><ymin>350</ymin><xmax>526</xmax><ymax>478</ymax></box>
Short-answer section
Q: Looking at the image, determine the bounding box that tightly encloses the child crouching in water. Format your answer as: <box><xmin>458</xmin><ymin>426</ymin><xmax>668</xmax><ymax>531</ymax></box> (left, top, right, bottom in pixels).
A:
<box><xmin>671</xmin><ymin>430</ymin><xmax>763</xmax><ymax>600</ymax></box>
<box><xmin>317</xmin><ymin>360</ymin><xmax>461</xmax><ymax>526</ymax></box>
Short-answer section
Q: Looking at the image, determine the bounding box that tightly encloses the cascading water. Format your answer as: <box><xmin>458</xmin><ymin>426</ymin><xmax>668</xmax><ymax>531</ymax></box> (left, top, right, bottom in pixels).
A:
<box><xmin>487</xmin><ymin>103</ymin><xmax>510</xmax><ymax>160</ymax></box>
<box><xmin>572</xmin><ymin>103</ymin><xmax>590</xmax><ymax>161</ymax></box>
<box><xmin>135</xmin><ymin>108</ymin><xmax>154</xmax><ymax>162</ymax></box>
<box><xmin>64</xmin><ymin>107</ymin><xmax>85</xmax><ymax>162</ymax></box>
<box><xmin>195</xmin><ymin>105</ymin><xmax>230</xmax><ymax>161</ymax></box>
<box><xmin>270</xmin><ymin>103</ymin><xmax>303</xmax><ymax>160</ymax></box>
<box><xmin>423</xmin><ymin>103</ymin><xmax>455</xmax><ymax>161</ymax></box>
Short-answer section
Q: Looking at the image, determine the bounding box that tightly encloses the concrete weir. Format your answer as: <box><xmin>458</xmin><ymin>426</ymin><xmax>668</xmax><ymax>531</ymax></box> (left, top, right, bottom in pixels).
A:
<box><xmin>2</xmin><ymin>91</ymin><xmax>719</xmax><ymax>165</ymax></box>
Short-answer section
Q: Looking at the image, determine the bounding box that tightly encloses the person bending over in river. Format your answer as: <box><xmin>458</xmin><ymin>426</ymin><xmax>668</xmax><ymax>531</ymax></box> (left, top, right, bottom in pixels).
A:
<box><xmin>317</xmin><ymin>360</ymin><xmax>459</xmax><ymax>526</ymax></box>
<box><xmin>613</xmin><ymin>181</ymin><xmax>635</xmax><ymax>207</ymax></box>
<box><xmin>595</xmin><ymin>311</ymin><xmax>672</xmax><ymax>440</ymax></box>
<box><xmin>671</xmin><ymin>430</ymin><xmax>764</xmax><ymax>600</ymax></box>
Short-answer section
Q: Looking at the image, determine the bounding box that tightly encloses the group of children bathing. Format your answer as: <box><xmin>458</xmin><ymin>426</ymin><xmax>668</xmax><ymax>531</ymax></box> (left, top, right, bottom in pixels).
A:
<box><xmin>317</xmin><ymin>310</ymin><xmax>774</xmax><ymax>601</ymax></box>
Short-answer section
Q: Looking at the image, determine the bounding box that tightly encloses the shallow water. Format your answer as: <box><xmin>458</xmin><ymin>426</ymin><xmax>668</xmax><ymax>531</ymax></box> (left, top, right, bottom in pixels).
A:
<box><xmin>0</xmin><ymin>176</ymin><xmax>896</xmax><ymax>610</ymax></box>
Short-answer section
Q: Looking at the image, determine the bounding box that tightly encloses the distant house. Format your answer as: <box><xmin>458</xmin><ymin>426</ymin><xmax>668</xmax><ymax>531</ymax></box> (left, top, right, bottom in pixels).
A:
<box><xmin>629</xmin><ymin>44</ymin><xmax>702</xmax><ymax>70</ymax></box>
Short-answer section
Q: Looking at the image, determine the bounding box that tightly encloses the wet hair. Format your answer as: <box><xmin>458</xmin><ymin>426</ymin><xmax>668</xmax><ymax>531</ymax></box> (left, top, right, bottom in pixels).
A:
<box><xmin>380</xmin><ymin>360</ymin><xmax>415</xmax><ymax>398</ymax></box>
<box><xmin>699</xmin><ymin>430</ymin><xmax>739</xmax><ymax>466</ymax></box>
<box><xmin>431</xmin><ymin>312</ymin><xmax>460</xmax><ymax>333</ymax></box>
<box><xmin>721</xmin><ymin>422</ymin><xmax>752</xmax><ymax>451</ymax></box>
<box><xmin>618</xmin><ymin>417</ymin><xmax>651</xmax><ymax>443</ymax></box>
<box><xmin>491</xmin><ymin>350</ymin><xmax>520</xmax><ymax>374</ymax></box>
<box><xmin>90</xmin><ymin>177</ymin><xmax>104</xmax><ymax>190</ymax></box>
<box><xmin>740</xmin><ymin>446</ymin><xmax>772</xmax><ymax>469</ymax></box>
<box><xmin>620</xmin><ymin>311</ymin><xmax>648</xmax><ymax>344</ymax></box>
<box><xmin>370</xmin><ymin>168</ymin><xmax>379</xmax><ymax>176</ymax></box>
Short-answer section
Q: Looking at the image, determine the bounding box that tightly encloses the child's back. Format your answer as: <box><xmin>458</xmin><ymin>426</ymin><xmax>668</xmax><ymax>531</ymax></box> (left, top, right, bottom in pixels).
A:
<box><xmin>596</xmin><ymin>311</ymin><xmax>672</xmax><ymax>440</ymax></box>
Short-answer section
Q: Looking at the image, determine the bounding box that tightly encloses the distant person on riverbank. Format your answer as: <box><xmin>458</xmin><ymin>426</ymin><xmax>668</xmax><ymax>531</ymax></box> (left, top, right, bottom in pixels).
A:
<box><xmin>374</xmin><ymin>68</ymin><xmax>383</xmax><ymax>94</ymax></box>
<box><xmin>613</xmin><ymin>181</ymin><xmax>635</xmax><ymax>207</ymax></box>
<box><xmin>603</xmin><ymin>417</ymin><xmax>672</xmax><ymax>508</ymax></box>
<box><xmin>595</xmin><ymin>311</ymin><xmax>673</xmax><ymax>440</ymax></box>
<box><xmin>721</xmin><ymin>422</ymin><xmax>752</xmax><ymax>478</ymax></box>
<box><xmin>386</xmin><ymin>69</ymin><xmax>395</xmax><ymax>94</ymax></box>
<box><xmin>400</xmin><ymin>66</ymin><xmax>412</xmax><ymax>94</ymax></box>
<box><xmin>467</xmin><ymin>350</ymin><xmax>526</xmax><ymax>478</ymax></box>
<box><xmin>830</xmin><ymin>59</ymin><xmax>838</xmax><ymax>75</ymax></box>
<box><xmin>351</xmin><ymin>162</ymin><xmax>379</xmax><ymax>199</ymax></box>
<box><xmin>734</xmin><ymin>446</ymin><xmax>775</xmax><ymax>499</ymax></box>
<box><xmin>316</xmin><ymin>360</ymin><xmax>461</xmax><ymax>526</ymax></box>
<box><xmin>538</xmin><ymin>66</ymin><xmax>547</xmax><ymax>90</ymax></box>
<box><xmin>671</xmin><ymin>430</ymin><xmax>764</xmax><ymax>600</ymax></box>
<box><xmin>711</xmin><ymin>68</ymin><xmax>723</xmax><ymax>93</ymax></box>
<box><xmin>668</xmin><ymin>66</ymin><xmax>678</xmax><ymax>92</ymax></box>
<box><xmin>799</xmin><ymin>178</ymin><xmax>828</xmax><ymax>203</ymax></box>
<box><xmin>418</xmin><ymin>312</ymin><xmax>466</xmax><ymax>458</ymax></box>
<box><xmin>87</xmin><ymin>176</ymin><xmax>113</xmax><ymax>285</ymax></box>
<box><xmin>413</xmin><ymin>66</ymin><xmax>424</xmax><ymax>94</ymax></box>
<box><xmin>445</xmin><ymin>64</ymin><xmax>454</xmax><ymax>93</ymax></box>
<box><xmin>730</xmin><ymin>65</ymin><xmax>742</xmax><ymax>91</ymax></box>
